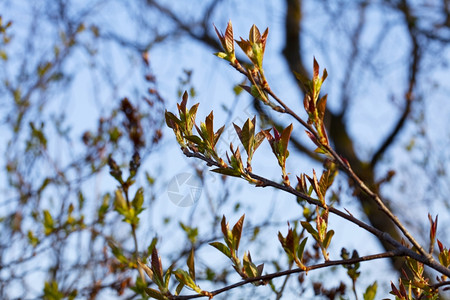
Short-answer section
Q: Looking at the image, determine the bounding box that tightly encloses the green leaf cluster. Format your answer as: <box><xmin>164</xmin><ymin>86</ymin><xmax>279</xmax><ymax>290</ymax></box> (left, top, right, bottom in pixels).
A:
<box><xmin>278</xmin><ymin>223</ymin><xmax>308</xmax><ymax>269</ymax></box>
<box><xmin>233</xmin><ymin>117</ymin><xmax>266</xmax><ymax>171</ymax></box>
<box><xmin>210</xmin><ymin>215</ymin><xmax>264</xmax><ymax>281</ymax></box>
<box><xmin>301</xmin><ymin>208</ymin><xmax>334</xmax><ymax>261</ymax></box>
<box><xmin>263</xmin><ymin>124</ymin><xmax>293</xmax><ymax>185</ymax></box>
<box><xmin>296</xmin><ymin>58</ymin><xmax>330</xmax><ymax>149</ymax></box>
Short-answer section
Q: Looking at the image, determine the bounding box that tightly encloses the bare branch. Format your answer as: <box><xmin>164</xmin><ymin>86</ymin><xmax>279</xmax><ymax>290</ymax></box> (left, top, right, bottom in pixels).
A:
<box><xmin>282</xmin><ymin>0</ymin><xmax>308</xmax><ymax>93</ymax></box>
<box><xmin>370</xmin><ymin>0</ymin><xmax>420</xmax><ymax>167</ymax></box>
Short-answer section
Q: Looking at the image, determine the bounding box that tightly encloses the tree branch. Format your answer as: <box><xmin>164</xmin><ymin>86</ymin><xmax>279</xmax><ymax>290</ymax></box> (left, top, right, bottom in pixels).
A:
<box><xmin>282</xmin><ymin>0</ymin><xmax>308</xmax><ymax>93</ymax></box>
<box><xmin>180</xmin><ymin>149</ymin><xmax>450</xmax><ymax>277</ymax></box>
<box><xmin>171</xmin><ymin>251</ymin><xmax>400</xmax><ymax>299</ymax></box>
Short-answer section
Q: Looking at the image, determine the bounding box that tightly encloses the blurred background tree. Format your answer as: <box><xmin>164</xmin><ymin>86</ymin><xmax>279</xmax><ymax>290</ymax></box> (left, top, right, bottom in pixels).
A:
<box><xmin>1</xmin><ymin>0</ymin><xmax>449</xmax><ymax>298</ymax></box>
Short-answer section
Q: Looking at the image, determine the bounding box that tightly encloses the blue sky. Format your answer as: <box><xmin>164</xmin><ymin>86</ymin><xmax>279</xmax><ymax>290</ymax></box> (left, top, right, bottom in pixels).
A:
<box><xmin>1</xmin><ymin>0</ymin><xmax>450</xmax><ymax>298</ymax></box>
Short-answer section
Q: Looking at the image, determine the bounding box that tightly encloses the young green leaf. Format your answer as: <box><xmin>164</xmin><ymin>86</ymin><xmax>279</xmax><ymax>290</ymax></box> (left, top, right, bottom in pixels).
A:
<box><xmin>179</xmin><ymin>222</ymin><xmax>198</xmax><ymax>244</ymax></box>
<box><xmin>43</xmin><ymin>210</ymin><xmax>54</xmax><ymax>235</ymax></box>
<box><xmin>227</xmin><ymin>143</ymin><xmax>244</xmax><ymax>174</ymax></box>
<box><xmin>213</xmin><ymin>20</ymin><xmax>235</xmax><ymax>61</ymax></box>
<box><xmin>132</xmin><ymin>187</ymin><xmax>144</xmax><ymax>213</ymax></box>
<box><xmin>254</xmin><ymin>130</ymin><xmax>267</xmax><ymax>150</ymax></box>
<box><xmin>234</xmin><ymin>118</ymin><xmax>254</xmax><ymax>156</ymax></box>
<box><xmin>280</xmin><ymin>124</ymin><xmax>293</xmax><ymax>158</ymax></box>
<box><xmin>178</xmin><ymin>91</ymin><xmax>189</xmax><ymax>115</ymax></box>
<box><xmin>164</xmin><ymin>111</ymin><xmax>181</xmax><ymax>129</ymax></box>
<box><xmin>257</xmin><ymin>263</ymin><xmax>264</xmax><ymax>276</ymax></box>
<box><xmin>236</xmin><ymin>37</ymin><xmax>252</xmax><ymax>59</ymax></box>
<box><xmin>317</xmin><ymin>215</ymin><xmax>327</xmax><ymax>242</ymax></box>
<box><xmin>243</xmin><ymin>252</ymin><xmax>259</xmax><ymax>278</ymax></box>
<box><xmin>249</xmin><ymin>24</ymin><xmax>261</xmax><ymax>44</ymax></box>
<box><xmin>301</xmin><ymin>221</ymin><xmax>319</xmax><ymax>242</ymax></box>
<box><xmin>298</xmin><ymin>237</ymin><xmax>308</xmax><ymax>262</ymax></box>
<box><xmin>211</xmin><ymin>167</ymin><xmax>242</xmax><ymax>177</ymax></box>
<box><xmin>209</xmin><ymin>242</ymin><xmax>232</xmax><ymax>258</ymax></box>
<box><xmin>220</xmin><ymin>215</ymin><xmax>228</xmax><ymax>240</ymax></box>
<box><xmin>174</xmin><ymin>269</ymin><xmax>199</xmax><ymax>293</ymax></box>
<box><xmin>214</xmin><ymin>125</ymin><xmax>225</xmax><ymax>148</ymax></box>
<box><xmin>175</xmin><ymin>282</ymin><xmax>184</xmax><ymax>296</ymax></box>
<box><xmin>144</xmin><ymin>287</ymin><xmax>166</xmax><ymax>300</ymax></box>
<box><xmin>313</xmin><ymin>57</ymin><xmax>320</xmax><ymax>79</ymax></box>
<box><xmin>137</xmin><ymin>260</ymin><xmax>154</xmax><ymax>280</ymax></box>
<box><xmin>187</xmin><ymin>248</ymin><xmax>195</xmax><ymax>281</ymax></box>
<box><xmin>108</xmin><ymin>241</ymin><xmax>128</xmax><ymax>265</ymax></box>
<box><xmin>164</xmin><ymin>265</ymin><xmax>173</xmax><ymax>290</ymax></box>
<box><xmin>205</xmin><ymin>112</ymin><xmax>213</xmax><ymax>143</ymax></box>
<box><xmin>147</xmin><ymin>237</ymin><xmax>158</xmax><ymax>258</ymax></box>
<box><xmin>184</xmin><ymin>135</ymin><xmax>203</xmax><ymax>146</ymax></box>
<box><xmin>114</xmin><ymin>189</ymin><xmax>127</xmax><ymax>212</ymax></box>
<box><xmin>306</xmin><ymin>171</ymin><xmax>324</xmax><ymax>204</ymax></box>
<box><xmin>151</xmin><ymin>248</ymin><xmax>164</xmax><ymax>288</ymax></box>
<box><xmin>232</xmin><ymin>214</ymin><xmax>245</xmax><ymax>251</ymax></box>
<box><xmin>188</xmin><ymin>102</ymin><xmax>199</xmax><ymax>123</ymax></box>
<box><xmin>316</xmin><ymin>94</ymin><xmax>327</xmax><ymax>123</ymax></box>
<box><xmin>323</xmin><ymin>230</ymin><xmax>334</xmax><ymax>249</ymax></box>
<box><xmin>363</xmin><ymin>282</ymin><xmax>378</xmax><ymax>300</ymax></box>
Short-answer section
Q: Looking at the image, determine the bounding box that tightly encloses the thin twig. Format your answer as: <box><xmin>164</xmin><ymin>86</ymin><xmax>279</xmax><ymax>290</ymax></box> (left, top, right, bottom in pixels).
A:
<box><xmin>275</xmin><ymin>262</ymin><xmax>293</xmax><ymax>300</ymax></box>
<box><xmin>430</xmin><ymin>281</ymin><xmax>450</xmax><ymax>289</ymax></box>
<box><xmin>170</xmin><ymin>251</ymin><xmax>399</xmax><ymax>299</ymax></box>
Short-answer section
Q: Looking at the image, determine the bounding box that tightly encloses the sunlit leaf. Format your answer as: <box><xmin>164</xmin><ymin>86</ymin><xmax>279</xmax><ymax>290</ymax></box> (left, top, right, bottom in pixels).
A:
<box><xmin>220</xmin><ymin>216</ymin><xmax>228</xmax><ymax>239</ymax></box>
<box><xmin>209</xmin><ymin>242</ymin><xmax>231</xmax><ymax>258</ymax></box>
<box><xmin>323</xmin><ymin>230</ymin><xmax>334</xmax><ymax>249</ymax></box>
<box><xmin>132</xmin><ymin>187</ymin><xmax>144</xmax><ymax>213</ymax></box>
<box><xmin>187</xmin><ymin>248</ymin><xmax>195</xmax><ymax>281</ymax></box>
<box><xmin>188</xmin><ymin>103</ymin><xmax>200</xmax><ymax>123</ymax></box>
<box><xmin>260</xmin><ymin>28</ymin><xmax>269</xmax><ymax>53</ymax></box>
<box><xmin>205</xmin><ymin>111</ymin><xmax>214</xmax><ymax>144</ymax></box>
<box><xmin>211</xmin><ymin>167</ymin><xmax>241</xmax><ymax>177</ymax></box>
<box><xmin>363</xmin><ymin>282</ymin><xmax>377</xmax><ymax>300</ymax></box>
<box><xmin>298</xmin><ymin>237</ymin><xmax>308</xmax><ymax>261</ymax></box>
<box><xmin>178</xmin><ymin>91</ymin><xmax>189</xmax><ymax>114</ymax></box>
<box><xmin>144</xmin><ymin>287</ymin><xmax>166</xmax><ymax>300</ymax></box>
<box><xmin>249</xmin><ymin>24</ymin><xmax>261</xmax><ymax>44</ymax></box>
<box><xmin>137</xmin><ymin>260</ymin><xmax>154</xmax><ymax>280</ymax></box>
<box><xmin>164</xmin><ymin>111</ymin><xmax>181</xmax><ymax>129</ymax></box>
<box><xmin>213</xmin><ymin>20</ymin><xmax>234</xmax><ymax>55</ymax></box>
<box><xmin>224</xmin><ymin>20</ymin><xmax>234</xmax><ymax>53</ymax></box>
<box><xmin>151</xmin><ymin>248</ymin><xmax>164</xmax><ymax>288</ymax></box>
<box><xmin>214</xmin><ymin>125</ymin><xmax>225</xmax><ymax>147</ymax></box>
<box><xmin>317</xmin><ymin>94</ymin><xmax>327</xmax><ymax>122</ymax></box>
<box><xmin>43</xmin><ymin>210</ymin><xmax>54</xmax><ymax>235</ymax></box>
<box><xmin>254</xmin><ymin>130</ymin><xmax>267</xmax><ymax>151</ymax></box>
<box><xmin>232</xmin><ymin>214</ymin><xmax>245</xmax><ymax>251</ymax></box>
<box><xmin>174</xmin><ymin>269</ymin><xmax>194</xmax><ymax>288</ymax></box>
<box><xmin>236</xmin><ymin>38</ymin><xmax>253</xmax><ymax>60</ymax></box>
<box><xmin>243</xmin><ymin>252</ymin><xmax>259</xmax><ymax>278</ymax></box>
<box><xmin>164</xmin><ymin>265</ymin><xmax>173</xmax><ymax>290</ymax></box>
<box><xmin>184</xmin><ymin>135</ymin><xmax>203</xmax><ymax>145</ymax></box>
<box><xmin>114</xmin><ymin>189</ymin><xmax>127</xmax><ymax>211</ymax></box>
<box><xmin>175</xmin><ymin>282</ymin><xmax>184</xmax><ymax>296</ymax></box>
<box><xmin>280</xmin><ymin>124</ymin><xmax>293</xmax><ymax>157</ymax></box>
<box><xmin>301</xmin><ymin>221</ymin><xmax>319</xmax><ymax>241</ymax></box>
